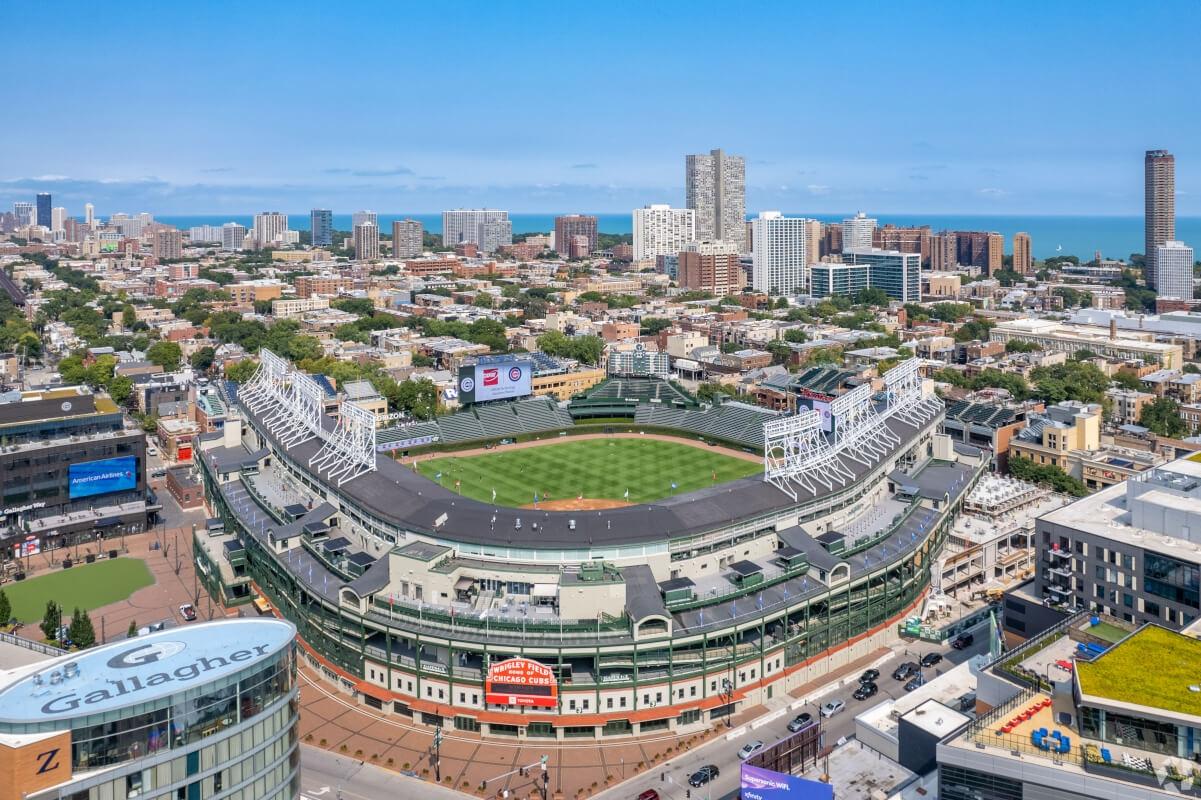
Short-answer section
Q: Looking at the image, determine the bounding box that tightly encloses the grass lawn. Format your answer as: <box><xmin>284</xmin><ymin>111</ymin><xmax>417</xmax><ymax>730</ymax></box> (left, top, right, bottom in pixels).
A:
<box><xmin>1085</xmin><ymin>620</ymin><xmax>1130</xmax><ymax>644</ymax></box>
<box><xmin>3</xmin><ymin>558</ymin><xmax>154</xmax><ymax>623</ymax></box>
<box><xmin>417</xmin><ymin>438</ymin><xmax>761</xmax><ymax>507</ymax></box>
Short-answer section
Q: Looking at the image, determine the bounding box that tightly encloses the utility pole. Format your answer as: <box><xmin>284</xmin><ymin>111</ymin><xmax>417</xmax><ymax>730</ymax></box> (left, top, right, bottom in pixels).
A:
<box><xmin>433</xmin><ymin>725</ymin><xmax>442</xmax><ymax>784</ymax></box>
<box><xmin>540</xmin><ymin>754</ymin><xmax>548</xmax><ymax>800</ymax></box>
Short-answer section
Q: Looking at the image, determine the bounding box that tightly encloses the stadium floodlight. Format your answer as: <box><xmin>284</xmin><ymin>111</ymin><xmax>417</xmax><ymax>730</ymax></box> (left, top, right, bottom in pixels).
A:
<box><xmin>831</xmin><ymin>383</ymin><xmax>898</xmax><ymax>465</ymax></box>
<box><xmin>763</xmin><ymin>410</ymin><xmax>853</xmax><ymax>500</ymax></box>
<box><xmin>882</xmin><ymin>359</ymin><xmax>941</xmax><ymax>426</ymax></box>
<box><xmin>276</xmin><ymin>371</ymin><xmax>327</xmax><ymax>447</ymax></box>
<box><xmin>310</xmin><ymin>400</ymin><xmax>377</xmax><ymax>486</ymax></box>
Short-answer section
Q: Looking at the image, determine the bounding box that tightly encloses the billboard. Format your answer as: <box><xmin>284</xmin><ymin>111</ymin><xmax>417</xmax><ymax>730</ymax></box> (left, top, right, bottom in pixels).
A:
<box><xmin>740</xmin><ymin>765</ymin><xmax>833</xmax><ymax>800</ymax></box>
<box><xmin>68</xmin><ymin>456</ymin><xmax>138</xmax><ymax>499</ymax></box>
<box><xmin>458</xmin><ymin>359</ymin><xmax>532</xmax><ymax>404</ymax></box>
<box><xmin>796</xmin><ymin>388</ymin><xmax>835</xmax><ymax>433</ymax></box>
<box><xmin>484</xmin><ymin>657</ymin><xmax>558</xmax><ymax>708</ymax></box>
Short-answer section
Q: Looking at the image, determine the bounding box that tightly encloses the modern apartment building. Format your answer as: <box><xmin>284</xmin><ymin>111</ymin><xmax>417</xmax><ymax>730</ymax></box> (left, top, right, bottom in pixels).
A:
<box><xmin>1144</xmin><ymin>149</ymin><xmax>1175</xmax><ymax>289</ymax></box>
<box><xmin>678</xmin><ymin>240</ymin><xmax>744</xmax><ymax>296</ymax></box>
<box><xmin>12</xmin><ymin>202</ymin><xmax>34</xmax><ymax>227</ymax></box>
<box><xmin>841</xmin><ymin>212</ymin><xmax>877</xmax><ymax>251</ymax></box>
<box><xmin>1013</xmin><ymin>231</ymin><xmax>1032</xmax><ymax>274</ymax></box>
<box><xmin>476</xmin><ymin>218</ymin><xmax>513</xmax><ymax>254</ymax></box>
<box><xmin>632</xmin><ymin>204</ymin><xmax>695</xmax><ymax>262</ymax></box>
<box><xmin>987</xmin><ymin>233</ymin><xmax>1004</xmax><ymax>275</ymax></box>
<box><xmin>221</xmin><ymin>222</ymin><xmax>248</xmax><ymax>251</ymax></box>
<box><xmin>873</xmin><ymin>224</ymin><xmax>932</xmax><ymax>267</ymax></box>
<box><xmin>353</xmin><ymin>221</ymin><xmax>379</xmax><ymax>260</ymax></box>
<box><xmin>351</xmin><ymin>210</ymin><xmax>378</xmax><ymax>230</ymax></box>
<box><xmin>750</xmin><ymin>211</ymin><xmax>808</xmax><ymax>295</ymax></box>
<box><xmin>35</xmin><ymin>192</ymin><xmax>51</xmax><ymax>228</ymax></box>
<box><xmin>1153</xmin><ymin>240</ymin><xmax>1193</xmax><ymax>300</ymax></box>
<box><xmin>809</xmin><ymin>248</ymin><xmax>920</xmax><ymax>302</ymax></box>
<box><xmin>442</xmin><ymin>209</ymin><xmax>511</xmax><ymax>252</ymax></box>
<box><xmin>251</xmin><ymin>212</ymin><xmax>288</xmax><ymax>248</ymax></box>
<box><xmin>685</xmin><ymin>148</ymin><xmax>747</xmax><ymax>252</ymax></box>
<box><xmin>391</xmin><ymin>218</ymin><xmax>423</xmax><ymax>258</ymax></box>
<box><xmin>310</xmin><ymin>208</ymin><xmax>333</xmax><ymax>247</ymax></box>
<box><xmin>152</xmin><ymin>229</ymin><xmax>184</xmax><ymax>260</ymax></box>
<box><xmin>188</xmin><ymin>225</ymin><xmax>221</xmax><ymax>244</ymax></box>
<box><xmin>554</xmin><ymin>214</ymin><xmax>598</xmax><ymax>256</ymax></box>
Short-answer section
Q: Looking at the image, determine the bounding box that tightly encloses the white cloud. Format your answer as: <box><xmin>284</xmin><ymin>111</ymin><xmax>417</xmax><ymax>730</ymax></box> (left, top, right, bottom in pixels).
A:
<box><xmin>807</xmin><ymin>184</ymin><xmax>831</xmax><ymax>196</ymax></box>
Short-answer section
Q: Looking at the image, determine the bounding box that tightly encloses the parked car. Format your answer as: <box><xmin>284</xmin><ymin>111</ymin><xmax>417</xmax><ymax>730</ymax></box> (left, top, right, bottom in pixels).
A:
<box><xmin>820</xmin><ymin>699</ymin><xmax>846</xmax><ymax>718</ymax></box>
<box><xmin>904</xmin><ymin>674</ymin><xmax>926</xmax><ymax>692</ymax></box>
<box><xmin>179</xmin><ymin>603</ymin><xmax>197</xmax><ymax>622</ymax></box>
<box><xmin>921</xmin><ymin>652</ymin><xmax>943</xmax><ymax>668</ymax></box>
<box><xmin>859</xmin><ymin>668</ymin><xmax>880</xmax><ymax>684</ymax></box>
<box><xmin>689</xmin><ymin>765</ymin><xmax>720</xmax><ymax>787</ymax></box>
<box><xmin>787</xmin><ymin>712</ymin><xmax>813</xmax><ymax>732</ymax></box>
<box><xmin>738</xmin><ymin>740</ymin><xmax>765</xmax><ymax>760</ymax></box>
<box><xmin>951</xmin><ymin>633</ymin><xmax>974</xmax><ymax>650</ymax></box>
<box><xmin>637</xmin><ymin>791</ymin><xmax>661</xmax><ymax>800</ymax></box>
<box><xmin>853</xmin><ymin>682</ymin><xmax>878</xmax><ymax>701</ymax></box>
<box><xmin>892</xmin><ymin>661</ymin><xmax>920</xmax><ymax>681</ymax></box>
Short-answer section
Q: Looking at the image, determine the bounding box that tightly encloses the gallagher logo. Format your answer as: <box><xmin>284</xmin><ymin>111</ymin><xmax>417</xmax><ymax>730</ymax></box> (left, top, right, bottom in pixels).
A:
<box><xmin>107</xmin><ymin>641</ymin><xmax>187</xmax><ymax>669</ymax></box>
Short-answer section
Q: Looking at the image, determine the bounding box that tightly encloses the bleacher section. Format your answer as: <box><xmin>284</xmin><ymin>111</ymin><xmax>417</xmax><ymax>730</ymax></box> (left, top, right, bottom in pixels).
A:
<box><xmin>376</xmin><ymin>397</ymin><xmax>575</xmax><ymax>449</ymax></box>
<box><xmin>568</xmin><ymin>378</ymin><xmax>697</xmax><ymax>419</ymax></box>
<box><xmin>634</xmin><ymin>401</ymin><xmax>778</xmax><ymax>449</ymax></box>
<box><xmin>944</xmin><ymin>399</ymin><xmax>1019</xmax><ymax>429</ymax></box>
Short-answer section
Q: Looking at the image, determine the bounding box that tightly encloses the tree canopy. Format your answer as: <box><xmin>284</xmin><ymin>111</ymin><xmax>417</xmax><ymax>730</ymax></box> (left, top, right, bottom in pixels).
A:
<box><xmin>1138</xmin><ymin>397</ymin><xmax>1188</xmax><ymax>438</ymax></box>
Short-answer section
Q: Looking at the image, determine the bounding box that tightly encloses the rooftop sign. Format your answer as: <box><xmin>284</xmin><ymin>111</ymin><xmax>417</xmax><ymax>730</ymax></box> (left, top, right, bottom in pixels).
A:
<box><xmin>0</xmin><ymin>619</ymin><xmax>295</xmax><ymax>723</ymax></box>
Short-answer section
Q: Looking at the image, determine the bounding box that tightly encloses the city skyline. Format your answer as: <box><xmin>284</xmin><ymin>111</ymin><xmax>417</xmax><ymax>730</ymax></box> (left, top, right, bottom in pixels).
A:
<box><xmin>2</xmin><ymin>1</ymin><xmax>1199</xmax><ymax>215</ymax></box>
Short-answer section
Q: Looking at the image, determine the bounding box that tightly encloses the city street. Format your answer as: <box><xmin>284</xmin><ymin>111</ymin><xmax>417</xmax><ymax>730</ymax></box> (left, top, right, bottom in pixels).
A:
<box><xmin>597</xmin><ymin>632</ymin><xmax>988</xmax><ymax>800</ymax></box>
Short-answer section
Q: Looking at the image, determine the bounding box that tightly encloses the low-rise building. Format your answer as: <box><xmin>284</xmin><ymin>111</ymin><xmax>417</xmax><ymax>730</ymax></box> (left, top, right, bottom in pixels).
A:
<box><xmin>990</xmin><ymin>318</ymin><xmax>1183</xmax><ymax>370</ymax></box>
<box><xmin>1007</xmin><ymin>401</ymin><xmax>1101</xmax><ymax>471</ymax></box>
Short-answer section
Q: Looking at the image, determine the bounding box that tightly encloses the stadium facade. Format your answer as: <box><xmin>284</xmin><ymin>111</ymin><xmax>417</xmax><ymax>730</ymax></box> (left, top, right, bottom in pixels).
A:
<box><xmin>0</xmin><ymin>619</ymin><xmax>297</xmax><ymax>800</ymax></box>
<box><xmin>195</xmin><ymin>351</ymin><xmax>985</xmax><ymax>740</ymax></box>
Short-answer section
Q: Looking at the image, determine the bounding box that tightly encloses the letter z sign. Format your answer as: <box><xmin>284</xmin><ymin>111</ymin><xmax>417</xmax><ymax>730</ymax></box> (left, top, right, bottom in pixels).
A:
<box><xmin>36</xmin><ymin>747</ymin><xmax>60</xmax><ymax>775</ymax></box>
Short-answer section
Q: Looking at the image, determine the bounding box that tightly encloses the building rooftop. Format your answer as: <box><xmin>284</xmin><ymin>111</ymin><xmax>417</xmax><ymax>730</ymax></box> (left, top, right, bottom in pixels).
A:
<box><xmin>1076</xmin><ymin>624</ymin><xmax>1201</xmax><ymax>717</ymax></box>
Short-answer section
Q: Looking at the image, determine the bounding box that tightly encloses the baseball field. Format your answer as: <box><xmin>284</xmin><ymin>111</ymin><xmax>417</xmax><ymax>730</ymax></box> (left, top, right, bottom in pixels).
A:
<box><xmin>415</xmin><ymin>436</ymin><xmax>761</xmax><ymax>508</ymax></box>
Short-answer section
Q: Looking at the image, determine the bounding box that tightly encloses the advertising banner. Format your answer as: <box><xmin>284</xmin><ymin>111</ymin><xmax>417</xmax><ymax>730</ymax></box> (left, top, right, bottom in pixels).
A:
<box><xmin>740</xmin><ymin>765</ymin><xmax>833</xmax><ymax>800</ymax></box>
<box><xmin>484</xmin><ymin>657</ymin><xmax>558</xmax><ymax>708</ymax></box>
<box><xmin>458</xmin><ymin>360</ymin><xmax>532</xmax><ymax>404</ymax></box>
<box><xmin>68</xmin><ymin>456</ymin><xmax>138</xmax><ymax>499</ymax></box>
<box><xmin>796</xmin><ymin>389</ymin><xmax>836</xmax><ymax>433</ymax></box>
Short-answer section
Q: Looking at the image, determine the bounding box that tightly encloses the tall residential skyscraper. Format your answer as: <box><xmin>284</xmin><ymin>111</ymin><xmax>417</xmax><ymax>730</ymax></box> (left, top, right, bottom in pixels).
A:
<box><xmin>632</xmin><ymin>204</ymin><xmax>695</xmax><ymax>262</ymax></box>
<box><xmin>1145</xmin><ymin>149</ymin><xmax>1176</xmax><ymax>289</ymax></box>
<box><xmin>252</xmin><ymin>212</ymin><xmax>288</xmax><ymax>248</ymax></box>
<box><xmin>751</xmin><ymin>212</ymin><xmax>810</xmax><ymax>295</ymax></box>
<box><xmin>221</xmin><ymin>222</ymin><xmax>248</xmax><ymax>251</ymax></box>
<box><xmin>352</xmin><ymin>210</ymin><xmax>378</xmax><ymax>229</ymax></box>
<box><xmin>554</xmin><ymin>214</ymin><xmax>598</xmax><ymax>256</ymax></box>
<box><xmin>153</xmin><ymin>229</ymin><xmax>184</xmax><ymax>261</ymax></box>
<box><xmin>50</xmin><ymin>207</ymin><xmax>67</xmax><ymax>232</ymax></box>
<box><xmin>986</xmin><ymin>233</ymin><xmax>1004</xmax><ymax>275</ymax></box>
<box><xmin>442</xmin><ymin>209</ymin><xmax>510</xmax><ymax>249</ymax></box>
<box><xmin>12</xmin><ymin>202</ymin><xmax>33</xmax><ymax>227</ymax></box>
<box><xmin>35</xmin><ymin>193</ymin><xmax>51</xmax><ymax>228</ymax></box>
<box><xmin>1154</xmin><ymin>241</ymin><xmax>1194</xmax><ymax>300</ymax></box>
<box><xmin>310</xmin><ymin>209</ymin><xmax>333</xmax><ymax>247</ymax></box>
<box><xmin>391</xmin><ymin>219</ymin><xmax>423</xmax><ymax>258</ymax></box>
<box><xmin>804</xmin><ymin>220</ymin><xmax>822</xmax><ymax>267</ymax></box>
<box><xmin>1013</xmin><ymin>232</ymin><xmax>1033</xmax><ymax>274</ymax></box>
<box><xmin>685</xmin><ymin>149</ymin><xmax>747</xmax><ymax>252</ymax></box>
<box><xmin>353</xmin><ymin>222</ymin><xmax>380</xmax><ymax>260</ymax></box>
<box><xmin>841</xmin><ymin>212</ymin><xmax>877</xmax><ymax>251</ymax></box>
<box><xmin>84</xmin><ymin>203</ymin><xmax>95</xmax><ymax>228</ymax></box>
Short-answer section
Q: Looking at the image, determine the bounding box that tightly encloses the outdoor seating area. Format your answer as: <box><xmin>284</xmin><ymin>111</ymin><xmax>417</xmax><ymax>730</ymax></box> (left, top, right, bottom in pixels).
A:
<box><xmin>1030</xmin><ymin>727</ymin><xmax>1071</xmax><ymax>754</ymax></box>
<box><xmin>996</xmin><ymin>696</ymin><xmax>1053</xmax><ymax>736</ymax></box>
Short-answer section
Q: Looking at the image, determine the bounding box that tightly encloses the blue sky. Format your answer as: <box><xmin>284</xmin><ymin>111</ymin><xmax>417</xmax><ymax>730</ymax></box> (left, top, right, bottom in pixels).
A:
<box><xmin>3</xmin><ymin>0</ymin><xmax>1199</xmax><ymax>216</ymax></box>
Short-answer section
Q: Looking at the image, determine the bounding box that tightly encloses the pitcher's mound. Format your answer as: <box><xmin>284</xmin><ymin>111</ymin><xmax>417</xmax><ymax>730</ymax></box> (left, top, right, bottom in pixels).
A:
<box><xmin>522</xmin><ymin>498</ymin><xmax>632</xmax><ymax>511</ymax></box>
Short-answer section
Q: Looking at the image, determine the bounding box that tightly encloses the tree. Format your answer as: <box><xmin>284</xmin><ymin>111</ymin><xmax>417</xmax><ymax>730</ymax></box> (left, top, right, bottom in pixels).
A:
<box><xmin>331</xmin><ymin>298</ymin><xmax>376</xmax><ymax>316</ymax></box>
<box><xmin>190</xmin><ymin>346</ymin><xmax>216</xmax><ymax>372</ymax></box>
<box><xmin>1031</xmin><ymin>361</ymin><xmax>1110</xmax><ymax>405</ymax></box>
<box><xmin>0</xmin><ymin>589</ymin><xmax>10</xmax><ymax>627</ymax></box>
<box><xmin>1005</xmin><ymin>340</ymin><xmax>1040</xmax><ymax>353</ymax></box>
<box><xmin>108</xmin><ymin>375</ymin><xmax>134</xmax><ymax>405</ymax></box>
<box><xmin>766</xmin><ymin>340</ymin><xmax>792</xmax><ymax>365</ymax></box>
<box><xmin>225</xmin><ymin>359</ymin><xmax>259</xmax><ymax>383</ymax></box>
<box><xmin>253</xmin><ymin>299</ymin><xmax>274</xmax><ymax>315</ymax></box>
<box><xmin>1110</xmin><ymin>371</ymin><xmax>1143</xmax><ymax>391</ymax></box>
<box><xmin>1054</xmin><ymin>286</ymin><xmax>1092</xmax><ymax>309</ymax></box>
<box><xmin>697</xmin><ymin>382</ymin><xmax>737</xmax><ymax>403</ymax></box>
<box><xmin>929</xmin><ymin>302</ymin><xmax>973</xmax><ymax>323</ymax></box>
<box><xmin>1184</xmin><ymin>363</ymin><xmax>1201</xmax><ymax>375</ymax></box>
<box><xmin>127</xmin><ymin>619</ymin><xmax>138</xmax><ymax>638</ymax></box>
<box><xmin>854</xmin><ymin>287</ymin><xmax>890</xmax><ymax>307</ymax></box>
<box><xmin>1139</xmin><ymin>397</ymin><xmax>1188</xmax><ymax>438</ymax></box>
<box><xmin>40</xmin><ymin>600</ymin><xmax>61</xmax><ymax>642</ymax></box>
<box><xmin>954</xmin><ymin>319</ymin><xmax>995</xmax><ymax>343</ymax></box>
<box><xmin>774</xmin><ymin>297</ymin><xmax>790</xmax><ymax>310</ymax></box>
<box><xmin>68</xmin><ymin>607</ymin><xmax>96</xmax><ymax>649</ymax></box>
<box><xmin>640</xmin><ymin>317</ymin><xmax>673</xmax><ymax>336</ymax></box>
<box><xmin>1008</xmin><ymin>455</ymin><xmax>1089</xmax><ymax>497</ymax></box>
<box><xmin>783</xmin><ymin>328</ymin><xmax>808</xmax><ymax>344</ymax></box>
<box><xmin>1072</xmin><ymin>349</ymin><xmax>1098</xmax><ymax>362</ymax></box>
<box><xmin>146</xmin><ymin>340</ymin><xmax>182</xmax><ymax>372</ymax></box>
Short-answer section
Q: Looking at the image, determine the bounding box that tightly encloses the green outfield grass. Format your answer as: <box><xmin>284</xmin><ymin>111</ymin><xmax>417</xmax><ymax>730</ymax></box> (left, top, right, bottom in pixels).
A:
<box><xmin>416</xmin><ymin>438</ymin><xmax>761</xmax><ymax>507</ymax></box>
<box><xmin>3</xmin><ymin>558</ymin><xmax>154</xmax><ymax>623</ymax></box>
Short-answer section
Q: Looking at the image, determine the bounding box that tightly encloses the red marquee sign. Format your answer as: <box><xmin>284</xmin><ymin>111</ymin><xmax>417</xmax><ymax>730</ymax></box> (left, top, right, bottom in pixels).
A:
<box><xmin>484</xmin><ymin>657</ymin><xmax>558</xmax><ymax>708</ymax></box>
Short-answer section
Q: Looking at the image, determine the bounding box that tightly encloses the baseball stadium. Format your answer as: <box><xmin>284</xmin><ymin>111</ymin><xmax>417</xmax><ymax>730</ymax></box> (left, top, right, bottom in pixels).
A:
<box><xmin>194</xmin><ymin>351</ymin><xmax>986</xmax><ymax>740</ymax></box>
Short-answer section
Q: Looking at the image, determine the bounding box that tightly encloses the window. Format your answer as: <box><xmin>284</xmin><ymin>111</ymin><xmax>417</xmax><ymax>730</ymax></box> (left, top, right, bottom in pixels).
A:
<box><xmin>1123</xmin><ymin>593</ymin><xmax>1133</xmax><ymax>608</ymax></box>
